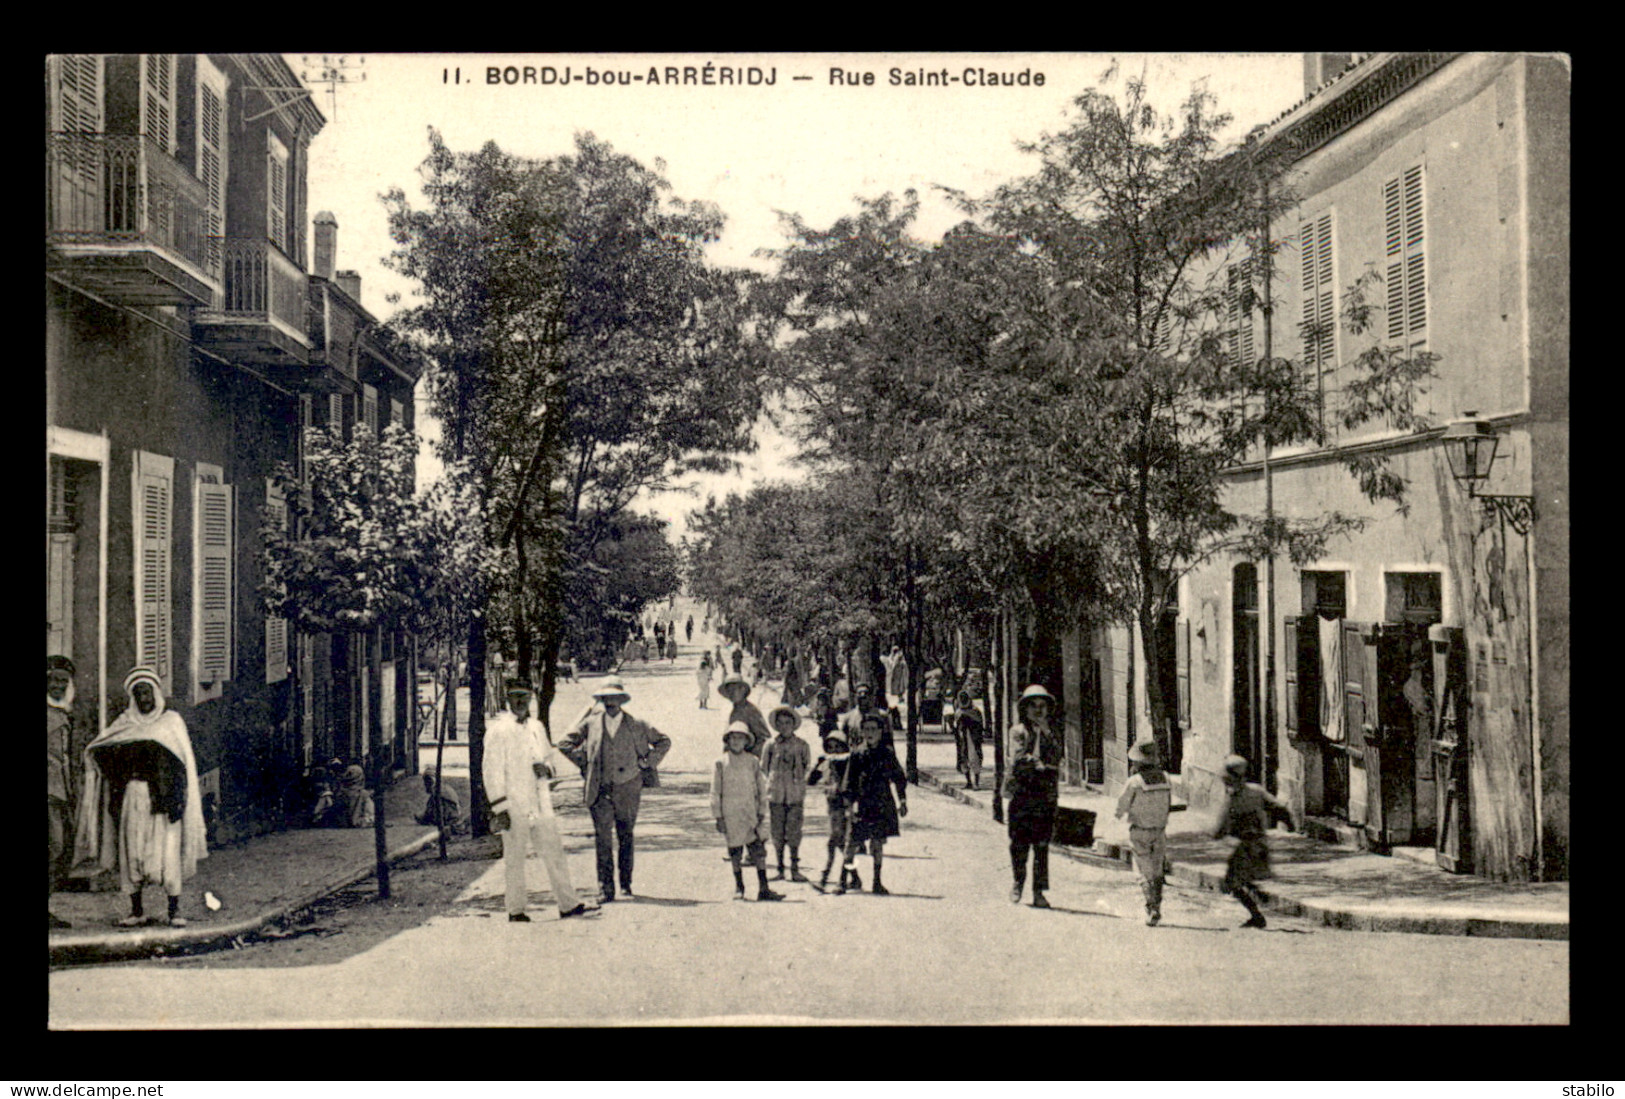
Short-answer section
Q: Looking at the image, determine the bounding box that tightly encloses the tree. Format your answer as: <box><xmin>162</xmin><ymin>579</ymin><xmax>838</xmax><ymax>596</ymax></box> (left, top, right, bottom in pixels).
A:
<box><xmin>383</xmin><ymin>131</ymin><xmax>766</xmax><ymax>826</ymax></box>
<box><xmin>263</xmin><ymin>421</ymin><xmax>427</xmax><ymax>897</ymax></box>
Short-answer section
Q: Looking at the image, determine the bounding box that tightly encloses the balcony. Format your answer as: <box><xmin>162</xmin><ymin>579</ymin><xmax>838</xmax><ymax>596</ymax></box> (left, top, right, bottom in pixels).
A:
<box><xmin>46</xmin><ymin>133</ymin><xmax>220</xmax><ymax>307</ymax></box>
<box><xmin>194</xmin><ymin>239</ymin><xmax>313</xmax><ymax>366</ymax></box>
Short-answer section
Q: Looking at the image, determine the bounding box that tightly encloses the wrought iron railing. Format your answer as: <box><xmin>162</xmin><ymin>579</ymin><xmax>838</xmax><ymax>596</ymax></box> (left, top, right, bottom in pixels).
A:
<box><xmin>46</xmin><ymin>132</ymin><xmax>219</xmax><ymax>280</ymax></box>
<box><xmin>219</xmin><ymin>237</ymin><xmax>308</xmax><ymax>336</ymax></box>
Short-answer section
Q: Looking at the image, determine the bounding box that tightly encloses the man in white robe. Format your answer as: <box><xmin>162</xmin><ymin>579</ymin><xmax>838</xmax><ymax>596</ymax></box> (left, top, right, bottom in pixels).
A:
<box><xmin>484</xmin><ymin>684</ymin><xmax>597</xmax><ymax>923</ymax></box>
<box><xmin>75</xmin><ymin>667</ymin><xmax>206</xmax><ymax>928</ymax></box>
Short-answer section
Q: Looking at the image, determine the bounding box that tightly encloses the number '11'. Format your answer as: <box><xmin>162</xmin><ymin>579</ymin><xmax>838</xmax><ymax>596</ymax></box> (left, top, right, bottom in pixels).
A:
<box><xmin>443</xmin><ymin>68</ymin><xmax>461</xmax><ymax>84</ymax></box>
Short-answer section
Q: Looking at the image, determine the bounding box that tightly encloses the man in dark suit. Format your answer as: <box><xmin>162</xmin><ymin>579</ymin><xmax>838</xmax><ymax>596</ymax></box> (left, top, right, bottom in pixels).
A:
<box><xmin>558</xmin><ymin>677</ymin><xmax>671</xmax><ymax>903</ymax></box>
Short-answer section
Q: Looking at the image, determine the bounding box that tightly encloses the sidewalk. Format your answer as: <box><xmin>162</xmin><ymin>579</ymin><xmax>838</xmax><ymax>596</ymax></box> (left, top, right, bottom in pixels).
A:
<box><xmin>909</xmin><ymin>737</ymin><xmax>1568</xmax><ymax>941</ymax></box>
<box><xmin>49</xmin><ymin>776</ymin><xmax>455</xmax><ymax>966</ymax></box>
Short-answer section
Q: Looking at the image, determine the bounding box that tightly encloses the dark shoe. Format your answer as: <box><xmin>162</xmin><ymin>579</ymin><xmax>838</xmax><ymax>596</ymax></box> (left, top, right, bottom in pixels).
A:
<box><xmin>833</xmin><ymin>884</ymin><xmax>846</xmax><ymax>896</ymax></box>
<box><xmin>815</xmin><ymin>874</ymin><xmax>829</xmax><ymax>894</ymax></box>
<box><xmin>596</xmin><ymin>890</ymin><xmax>616</xmax><ymax>905</ymax></box>
<box><xmin>790</xmin><ymin>869</ymin><xmax>809</xmax><ymax>883</ymax></box>
<box><xmin>847</xmin><ymin>869</ymin><xmax>863</xmax><ymax>891</ymax></box>
<box><xmin>559</xmin><ymin>904</ymin><xmax>599</xmax><ymax>920</ymax></box>
<box><xmin>621</xmin><ymin>885</ymin><xmax>635</xmax><ymax>899</ymax></box>
<box><xmin>757</xmin><ymin>889</ymin><xmax>785</xmax><ymax>902</ymax></box>
<box><xmin>772</xmin><ymin>868</ymin><xmax>786</xmax><ymax>881</ymax></box>
<box><xmin>870</xmin><ymin>882</ymin><xmax>890</xmax><ymax>896</ymax></box>
<box><xmin>1241</xmin><ymin>915</ymin><xmax>1267</xmax><ymax>929</ymax></box>
<box><xmin>1146</xmin><ymin>911</ymin><xmax>1161</xmax><ymax>927</ymax></box>
<box><xmin>733</xmin><ymin>889</ymin><xmax>746</xmax><ymax>902</ymax></box>
<box><xmin>1031</xmin><ymin>891</ymin><xmax>1051</xmax><ymax>909</ymax></box>
<box><xmin>508</xmin><ymin>913</ymin><xmax>532</xmax><ymax>922</ymax></box>
<box><xmin>48</xmin><ymin>913</ymin><xmax>72</xmax><ymax>930</ymax></box>
<box><xmin>1010</xmin><ymin>885</ymin><xmax>1023</xmax><ymax>904</ymax></box>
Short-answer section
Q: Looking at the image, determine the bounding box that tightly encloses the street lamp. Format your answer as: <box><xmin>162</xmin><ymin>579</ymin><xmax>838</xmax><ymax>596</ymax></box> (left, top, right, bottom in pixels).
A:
<box><xmin>1441</xmin><ymin>413</ymin><xmax>1536</xmax><ymax>535</ymax></box>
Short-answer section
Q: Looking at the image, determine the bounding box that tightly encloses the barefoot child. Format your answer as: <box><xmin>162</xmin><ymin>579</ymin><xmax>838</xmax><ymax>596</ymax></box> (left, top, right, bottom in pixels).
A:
<box><xmin>762</xmin><ymin>705</ymin><xmax>813</xmax><ymax>882</ymax></box>
<box><xmin>711</xmin><ymin>723</ymin><xmax>785</xmax><ymax>902</ymax></box>
<box><xmin>1213</xmin><ymin>754</ymin><xmax>1295</xmax><ymax>929</ymax></box>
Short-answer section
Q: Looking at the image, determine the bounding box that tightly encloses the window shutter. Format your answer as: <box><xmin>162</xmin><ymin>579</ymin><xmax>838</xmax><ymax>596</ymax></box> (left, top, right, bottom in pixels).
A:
<box><xmin>57</xmin><ymin>54</ymin><xmax>103</xmax><ymax>133</ymax></box>
<box><xmin>362</xmin><ymin>384</ymin><xmax>379</xmax><ymax>437</ymax></box>
<box><xmin>328</xmin><ymin>392</ymin><xmax>344</xmax><ymax>435</ymax></box>
<box><xmin>1283</xmin><ymin>616</ymin><xmax>1299</xmax><ymax>735</ymax></box>
<box><xmin>134</xmin><ymin>453</ymin><xmax>174</xmax><ymax>691</ymax></box>
<box><xmin>1176</xmin><ymin>617</ymin><xmax>1191</xmax><ymax>729</ymax></box>
<box><xmin>141</xmin><ymin>54</ymin><xmax>175</xmax><ymax>154</ymax></box>
<box><xmin>1384</xmin><ymin>167</ymin><xmax>1426</xmax><ymax>344</ymax></box>
<box><xmin>1342</xmin><ymin>620</ymin><xmax>1369</xmax><ymax>753</ymax></box>
<box><xmin>267</xmin><ymin>132</ymin><xmax>289</xmax><ymax>252</ymax></box>
<box><xmin>265</xmin><ymin>481</ymin><xmax>289</xmax><ymax>683</ymax></box>
<box><xmin>1227</xmin><ymin>260</ymin><xmax>1254</xmax><ymax>369</ymax></box>
<box><xmin>196</xmin><ymin>63</ymin><xmax>226</xmax><ymax>260</ymax></box>
<box><xmin>197</xmin><ymin>480</ymin><xmax>234</xmax><ymax>685</ymax></box>
<box><xmin>299</xmin><ymin>634</ymin><xmax>315</xmax><ymax>754</ymax></box>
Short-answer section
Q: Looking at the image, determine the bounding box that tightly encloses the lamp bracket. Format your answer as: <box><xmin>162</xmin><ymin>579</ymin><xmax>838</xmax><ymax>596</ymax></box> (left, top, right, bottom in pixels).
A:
<box><xmin>1471</xmin><ymin>491</ymin><xmax>1536</xmax><ymax>536</ymax></box>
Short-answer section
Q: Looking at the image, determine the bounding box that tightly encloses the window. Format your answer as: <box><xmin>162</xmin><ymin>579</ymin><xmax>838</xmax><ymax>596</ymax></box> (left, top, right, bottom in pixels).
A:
<box><xmin>362</xmin><ymin>384</ymin><xmax>379</xmax><ymax>437</ymax></box>
<box><xmin>1226</xmin><ymin>259</ymin><xmax>1256</xmax><ymax>370</ymax></box>
<box><xmin>267</xmin><ymin>131</ymin><xmax>289</xmax><ymax>252</ymax></box>
<box><xmin>328</xmin><ymin>392</ymin><xmax>345</xmax><ymax>440</ymax></box>
<box><xmin>193</xmin><ymin>463</ymin><xmax>234</xmax><ymax>700</ymax></box>
<box><xmin>1299</xmin><ymin>211</ymin><xmax>1336</xmax><ymax>433</ymax></box>
<box><xmin>133</xmin><ymin>451</ymin><xmax>175</xmax><ymax>692</ymax></box>
<box><xmin>1384</xmin><ymin>165</ymin><xmax>1427</xmax><ymax>347</ymax></box>
<box><xmin>1384</xmin><ymin>570</ymin><xmax>1441</xmax><ymax>625</ymax></box>
<box><xmin>265</xmin><ymin>480</ymin><xmax>289</xmax><ymax>684</ymax></box>
<box><xmin>195</xmin><ymin>58</ymin><xmax>227</xmax><ymax>269</ymax></box>
<box><xmin>141</xmin><ymin>54</ymin><xmax>176</xmax><ymax>154</ymax></box>
<box><xmin>54</xmin><ymin>54</ymin><xmax>102</xmax><ymax>133</ymax></box>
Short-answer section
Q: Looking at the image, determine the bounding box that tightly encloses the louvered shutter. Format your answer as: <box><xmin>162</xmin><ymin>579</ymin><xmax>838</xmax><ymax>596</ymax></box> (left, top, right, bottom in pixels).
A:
<box><xmin>1385</xmin><ymin>166</ymin><xmax>1427</xmax><ymax>345</ymax></box>
<box><xmin>299</xmin><ymin>634</ymin><xmax>315</xmax><ymax>759</ymax></box>
<box><xmin>1342</xmin><ymin>620</ymin><xmax>1369</xmax><ymax>753</ymax></box>
<box><xmin>329</xmin><ymin>392</ymin><xmax>344</xmax><ymax>438</ymax></box>
<box><xmin>267</xmin><ymin>132</ymin><xmax>289</xmax><ymax>251</ymax></box>
<box><xmin>265</xmin><ymin>481</ymin><xmax>289</xmax><ymax>683</ymax></box>
<box><xmin>362</xmin><ymin>385</ymin><xmax>379</xmax><ymax>437</ymax></box>
<box><xmin>1300</xmin><ymin>213</ymin><xmax>1335</xmax><ymax>368</ymax></box>
<box><xmin>196</xmin><ymin>63</ymin><xmax>226</xmax><ymax>272</ymax></box>
<box><xmin>141</xmin><ymin>54</ymin><xmax>175</xmax><ymax>154</ymax></box>
<box><xmin>197</xmin><ymin>481</ymin><xmax>234</xmax><ymax>685</ymax></box>
<box><xmin>389</xmin><ymin>398</ymin><xmax>405</xmax><ymax>430</ymax></box>
<box><xmin>1228</xmin><ymin>260</ymin><xmax>1255</xmax><ymax>369</ymax></box>
<box><xmin>57</xmin><ymin>55</ymin><xmax>102</xmax><ymax>133</ymax></box>
<box><xmin>1283</xmin><ymin>616</ymin><xmax>1299</xmax><ymax>735</ymax></box>
<box><xmin>53</xmin><ymin>56</ymin><xmax>102</xmax><ymax>234</ymax></box>
<box><xmin>134</xmin><ymin>453</ymin><xmax>174</xmax><ymax>690</ymax></box>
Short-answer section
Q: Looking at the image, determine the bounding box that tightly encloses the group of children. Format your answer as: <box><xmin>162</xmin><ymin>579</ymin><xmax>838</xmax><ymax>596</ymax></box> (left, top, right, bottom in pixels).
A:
<box><xmin>710</xmin><ymin>702</ymin><xmax>908</xmax><ymax>902</ymax></box>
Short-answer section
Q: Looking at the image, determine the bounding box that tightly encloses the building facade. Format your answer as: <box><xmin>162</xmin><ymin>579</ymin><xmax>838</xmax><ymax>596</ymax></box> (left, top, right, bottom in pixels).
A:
<box><xmin>46</xmin><ymin>54</ymin><xmax>420</xmax><ymax>845</ymax></box>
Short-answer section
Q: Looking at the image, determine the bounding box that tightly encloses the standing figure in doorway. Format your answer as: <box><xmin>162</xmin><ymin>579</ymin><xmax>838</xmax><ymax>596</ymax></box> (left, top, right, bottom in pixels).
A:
<box><xmin>47</xmin><ymin>655</ymin><xmax>77</xmax><ymax>929</ymax></box>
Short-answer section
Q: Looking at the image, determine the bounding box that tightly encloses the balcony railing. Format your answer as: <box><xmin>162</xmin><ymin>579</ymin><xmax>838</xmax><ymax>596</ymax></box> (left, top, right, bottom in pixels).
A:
<box><xmin>46</xmin><ymin>132</ymin><xmax>219</xmax><ymax>282</ymax></box>
<box><xmin>219</xmin><ymin>237</ymin><xmax>308</xmax><ymax>339</ymax></box>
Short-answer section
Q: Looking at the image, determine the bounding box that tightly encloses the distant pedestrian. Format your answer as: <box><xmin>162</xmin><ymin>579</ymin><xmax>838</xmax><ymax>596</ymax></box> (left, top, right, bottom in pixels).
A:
<box><xmin>339</xmin><ymin>764</ymin><xmax>375</xmax><ymax>828</ymax></box>
<box><xmin>762</xmin><ymin>705</ymin><xmax>812</xmax><ymax>882</ymax></box>
<box><xmin>953</xmin><ymin>690</ymin><xmax>985</xmax><ymax>791</ymax></box>
<box><xmin>558</xmin><ymin>677</ymin><xmax>671</xmax><ymax>903</ymax></box>
<box><xmin>75</xmin><ymin>667</ymin><xmax>207</xmax><ymax>929</ymax></box>
<box><xmin>717</xmin><ymin>674</ymin><xmax>770</xmax><ymax>757</ymax></box>
<box><xmin>780</xmin><ymin>649</ymin><xmax>805</xmax><ymax>709</ymax></box>
<box><xmin>838</xmin><ymin>712</ymin><xmax>908</xmax><ymax>896</ymax></box>
<box><xmin>711</xmin><ymin>723</ymin><xmax>784</xmax><ymax>902</ymax></box>
<box><xmin>812</xmin><ymin>687</ymin><xmax>839</xmax><ymax>740</ymax></box>
<box><xmin>807</xmin><ymin>731</ymin><xmax>856</xmax><ymax>893</ymax></box>
<box><xmin>1213</xmin><ymin>754</ymin><xmax>1294</xmax><ymax>929</ymax></box>
<box><xmin>1115</xmin><ymin>741</ymin><xmax>1173</xmax><ymax>926</ymax></box>
<box><xmin>667</xmin><ymin>636</ymin><xmax>678</xmax><ymax>662</ymax></box>
<box><xmin>1005</xmin><ymin>684</ymin><xmax>1060</xmax><ymax>909</ymax></box>
<box><xmin>47</xmin><ymin>655</ymin><xmax>77</xmax><ymax>930</ymax></box>
<box><xmin>486</xmin><ymin>684</ymin><xmax>596</xmax><ymax>922</ymax></box>
<box><xmin>686</xmin><ymin>616</ymin><xmax>694</xmax><ymax>643</ymax></box>
<box><xmin>731</xmin><ymin>646</ymin><xmax>744</xmax><ymax>675</ymax></box>
<box><xmin>697</xmin><ymin>652</ymin><xmax>715</xmax><ymax>709</ymax></box>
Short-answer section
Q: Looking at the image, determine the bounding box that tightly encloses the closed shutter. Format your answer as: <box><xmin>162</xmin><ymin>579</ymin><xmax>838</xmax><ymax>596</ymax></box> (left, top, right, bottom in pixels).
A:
<box><xmin>299</xmin><ymin>634</ymin><xmax>315</xmax><ymax>764</ymax></box>
<box><xmin>267</xmin><ymin>132</ymin><xmax>289</xmax><ymax>252</ymax></box>
<box><xmin>141</xmin><ymin>54</ymin><xmax>175</xmax><ymax>154</ymax></box>
<box><xmin>56</xmin><ymin>54</ymin><xmax>103</xmax><ymax>133</ymax></box>
<box><xmin>1342</xmin><ymin>619</ymin><xmax>1368</xmax><ymax>752</ymax></box>
<box><xmin>328</xmin><ymin>392</ymin><xmax>344</xmax><ymax>439</ymax></box>
<box><xmin>1176</xmin><ymin>617</ymin><xmax>1191</xmax><ymax>729</ymax></box>
<box><xmin>362</xmin><ymin>384</ymin><xmax>379</xmax><ymax>437</ymax></box>
<box><xmin>196</xmin><ymin>61</ymin><xmax>227</xmax><ymax>271</ymax></box>
<box><xmin>1384</xmin><ymin>166</ymin><xmax>1426</xmax><ymax>345</ymax></box>
<box><xmin>197</xmin><ymin>480</ymin><xmax>234</xmax><ymax>685</ymax></box>
<box><xmin>134</xmin><ymin>452</ymin><xmax>174</xmax><ymax>690</ymax></box>
<box><xmin>1299</xmin><ymin>213</ymin><xmax>1335</xmax><ymax>371</ymax></box>
<box><xmin>265</xmin><ymin>480</ymin><xmax>289</xmax><ymax>683</ymax></box>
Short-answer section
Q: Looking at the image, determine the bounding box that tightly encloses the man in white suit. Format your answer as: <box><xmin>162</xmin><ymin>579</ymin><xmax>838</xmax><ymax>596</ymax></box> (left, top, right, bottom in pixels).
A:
<box><xmin>484</xmin><ymin>684</ymin><xmax>597</xmax><ymax>923</ymax></box>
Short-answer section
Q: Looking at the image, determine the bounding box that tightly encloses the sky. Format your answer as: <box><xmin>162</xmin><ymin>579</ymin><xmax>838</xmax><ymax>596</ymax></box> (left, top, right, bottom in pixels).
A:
<box><xmin>295</xmin><ymin>52</ymin><xmax>1309</xmax><ymax>538</ymax></box>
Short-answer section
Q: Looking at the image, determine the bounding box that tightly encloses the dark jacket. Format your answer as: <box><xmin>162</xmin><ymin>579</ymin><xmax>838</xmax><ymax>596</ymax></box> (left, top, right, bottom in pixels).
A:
<box><xmin>841</xmin><ymin>743</ymin><xmax>908</xmax><ymax>843</ymax></box>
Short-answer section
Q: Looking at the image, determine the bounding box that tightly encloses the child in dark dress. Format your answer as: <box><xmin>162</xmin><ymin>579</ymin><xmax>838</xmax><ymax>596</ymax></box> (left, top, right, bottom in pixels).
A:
<box><xmin>1213</xmin><ymin>753</ymin><xmax>1295</xmax><ymax>928</ymax></box>
<box><xmin>839</xmin><ymin>712</ymin><xmax>908</xmax><ymax>896</ymax></box>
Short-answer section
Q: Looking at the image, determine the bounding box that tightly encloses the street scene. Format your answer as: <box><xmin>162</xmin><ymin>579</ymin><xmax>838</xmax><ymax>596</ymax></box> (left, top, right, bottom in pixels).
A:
<box><xmin>46</xmin><ymin>52</ymin><xmax>1568</xmax><ymax>1029</ymax></box>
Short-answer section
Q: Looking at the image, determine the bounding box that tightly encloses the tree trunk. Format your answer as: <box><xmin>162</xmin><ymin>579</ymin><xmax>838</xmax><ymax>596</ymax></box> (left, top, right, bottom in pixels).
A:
<box><xmin>370</xmin><ymin>715</ymin><xmax>391</xmax><ymax>900</ymax></box>
<box><xmin>903</xmin><ymin>557</ymin><xmax>922</xmax><ymax>783</ymax></box>
<box><xmin>468</xmin><ymin>612</ymin><xmax>490</xmax><ymax>837</ymax></box>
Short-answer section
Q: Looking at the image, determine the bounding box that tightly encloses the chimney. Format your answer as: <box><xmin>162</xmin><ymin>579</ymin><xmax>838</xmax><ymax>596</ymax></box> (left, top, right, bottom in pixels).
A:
<box><xmin>1303</xmin><ymin>53</ymin><xmax>1355</xmax><ymax>99</ymax></box>
<box><xmin>313</xmin><ymin>211</ymin><xmax>338</xmax><ymax>280</ymax></box>
<box><xmin>336</xmin><ymin>269</ymin><xmax>362</xmax><ymax>302</ymax></box>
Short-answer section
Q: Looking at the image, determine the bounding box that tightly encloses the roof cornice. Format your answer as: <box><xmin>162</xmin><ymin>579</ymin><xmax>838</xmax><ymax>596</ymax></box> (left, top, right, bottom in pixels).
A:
<box><xmin>1249</xmin><ymin>52</ymin><xmax>1458</xmax><ymax>164</ymax></box>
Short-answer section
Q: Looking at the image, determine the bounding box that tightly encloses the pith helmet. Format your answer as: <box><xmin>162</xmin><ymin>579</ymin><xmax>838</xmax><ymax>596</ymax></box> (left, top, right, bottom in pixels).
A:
<box><xmin>1128</xmin><ymin>741</ymin><xmax>1160</xmax><ymax>765</ymax></box>
<box><xmin>768</xmin><ymin>705</ymin><xmax>801</xmax><ymax>731</ymax></box>
<box><xmin>1223</xmin><ymin>754</ymin><xmax>1251</xmax><ymax>779</ymax></box>
<box><xmin>1017</xmin><ymin>684</ymin><xmax>1056</xmax><ymax>708</ymax></box>
<box><xmin>592</xmin><ymin>677</ymin><xmax>631</xmax><ymax>702</ymax></box>
<box><xmin>723</xmin><ymin>721</ymin><xmax>753</xmax><ymax>747</ymax></box>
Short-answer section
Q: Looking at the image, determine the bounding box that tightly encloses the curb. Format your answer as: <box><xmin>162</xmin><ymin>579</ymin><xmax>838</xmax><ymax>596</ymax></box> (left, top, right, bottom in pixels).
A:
<box><xmin>911</xmin><ymin>769</ymin><xmax>1568</xmax><ymax>942</ymax></box>
<box><xmin>49</xmin><ymin>828</ymin><xmax>443</xmax><ymax>967</ymax></box>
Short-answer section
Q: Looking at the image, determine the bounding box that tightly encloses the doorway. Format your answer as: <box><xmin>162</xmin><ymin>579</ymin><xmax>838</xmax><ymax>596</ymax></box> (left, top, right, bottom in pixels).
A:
<box><xmin>1231</xmin><ymin>564</ymin><xmax>1263</xmax><ymax>782</ymax></box>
